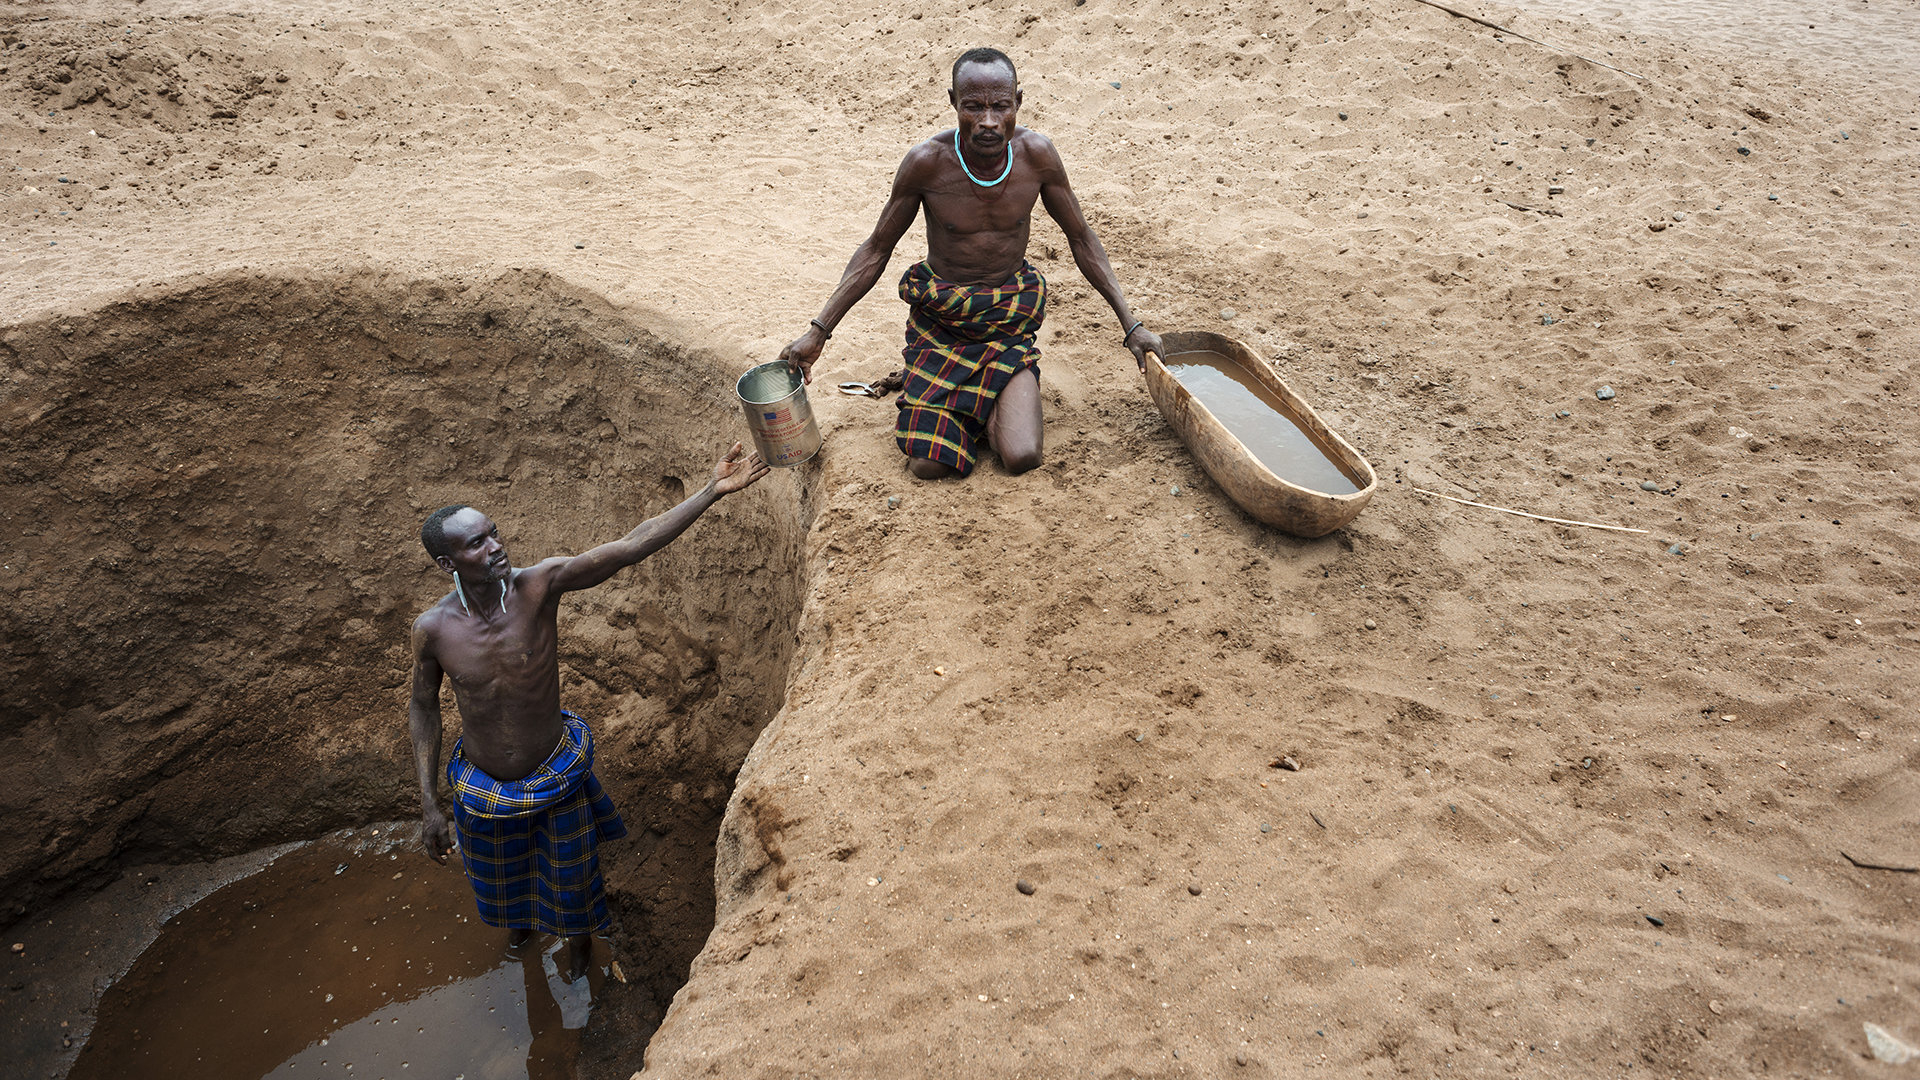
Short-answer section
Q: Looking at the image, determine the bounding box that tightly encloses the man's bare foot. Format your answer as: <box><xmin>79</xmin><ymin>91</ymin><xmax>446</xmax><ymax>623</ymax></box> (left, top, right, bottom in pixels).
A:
<box><xmin>507</xmin><ymin>927</ymin><xmax>532</xmax><ymax>949</ymax></box>
<box><xmin>908</xmin><ymin>456</ymin><xmax>955</xmax><ymax>480</ymax></box>
<box><xmin>564</xmin><ymin>934</ymin><xmax>592</xmax><ymax>982</ymax></box>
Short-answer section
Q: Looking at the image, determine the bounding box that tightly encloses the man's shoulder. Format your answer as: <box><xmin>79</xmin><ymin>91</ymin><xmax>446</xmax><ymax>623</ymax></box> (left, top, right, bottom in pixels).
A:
<box><xmin>1014</xmin><ymin>128</ymin><xmax>1063</xmax><ymax>169</ymax></box>
<box><xmin>412</xmin><ymin>596</ymin><xmax>453</xmax><ymax>640</ymax></box>
<box><xmin>1013</xmin><ymin>126</ymin><xmax>1053</xmax><ymax>149</ymax></box>
<box><xmin>902</xmin><ymin>132</ymin><xmax>953</xmax><ymax>170</ymax></box>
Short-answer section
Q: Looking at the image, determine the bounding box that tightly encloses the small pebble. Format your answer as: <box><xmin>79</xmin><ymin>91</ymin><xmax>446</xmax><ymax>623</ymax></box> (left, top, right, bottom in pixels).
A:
<box><xmin>1363</xmin><ymin>619</ymin><xmax>1376</xmax><ymax>630</ymax></box>
<box><xmin>1667</xmin><ymin>543</ymin><xmax>1685</xmax><ymax>555</ymax></box>
<box><xmin>1259</xmin><ymin>823</ymin><xmax>1271</xmax><ymax>833</ymax></box>
<box><xmin>1109</xmin><ymin>80</ymin><xmax>1122</xmax><ymax>89</ymax></box>
<box><xmin>573</xmin><ymin>242</ymin><xmax>584</xmax><ymax>249</ymax></box>
<box><xmin>1274</xmin><ymin>756</ymin><xmax>1301</xmax><ymax>772</ymax></box>
<box><xmin>1219</xmin><ymin>308</ymin><xmax>1237</xmax><ymax>320</ymax></box>
<box><xmin>1596</xmin><ymin>385</ymin><xmax>1616</xmax><ymax>400</ymax></box>
<box><xmin>1645</xmin><ymin>915</ymin><xmax>1665</xmax><ymax>927</ymax></box>
<box><xmin>1768</xmin><ymin>194</ymin><xmax>1779</xmax><ymax>201</ymax></box>
<box><xmin>1236</xmin><ymin>1053</ymin><xmax>1249</xmax><ymax>1066</ymax></box>
<box><xmin>1648</xmin><ymin>221</ymin><xmax>1667</xmax><ymax>232</ymax></box>
<box><xmin>1556</xmin><ymin>410</ymin><xmax>1571</xmax><ymax>419</ymax></box>
<box><xmin>1547</xmin><ymin>185</ymin><xmax>1565</xmax><ymax>195</ymax></box>
<box><xmin>1640</xmin><ymin>480</ymin><xmax>1660</xmax><ymax>491</ymax></box>
<box><xmin>1016</xmin><ymin>878</ymin><xmax>1036</xmax><ymax>896</ymax></box>
<box><xmin>1709</xmin><ymin>1000</ymin><xmax>1725</xmax><ymax>1015</ymax></box>
<box><xmin>9</xmin><ymin>942</ymin><xmax>22</xmax><ymax>954</ymax></box>
<box><xmin>1337</xmin><ymin>111</ymin><xmax>1348</xmax><ymax>120</ymax></box>
<box><xmin>886</xmin><ymin>495</ymin><xmax>901</xmax><ymax>509</ymax></box>
<box><xmin>1188</xmin><ymin>884</ymin><xmax>1203</xmax><ymax>896</ymax></box>
<box><xmin>1737</xmin><ymin>146</ymin><xmax>1751</xmax><ymax>156</ymax></box>
<box><xmin>1170</xmin><ymin>484</ymin><xmax>1182</xmax><ymax>496</ymax></box>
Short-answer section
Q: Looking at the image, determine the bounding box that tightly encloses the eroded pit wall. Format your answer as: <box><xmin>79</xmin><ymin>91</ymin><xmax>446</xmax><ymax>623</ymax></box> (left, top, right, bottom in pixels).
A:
<box><xmin>0</xmin><ymin>270</ymin><xmax>812</xmax><ymax>929</ymax></box>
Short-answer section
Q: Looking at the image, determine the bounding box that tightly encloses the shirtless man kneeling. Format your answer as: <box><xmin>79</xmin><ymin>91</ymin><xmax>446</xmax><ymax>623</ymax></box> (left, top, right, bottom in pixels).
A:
<box><xmin>408</xmin><ymin>443</ymin><xmax>768</xmax><ymax>980</ymax></box>
<box><xmin>779</xmin><ymin>46</ymin><xmax>1164</xmax><ymax>480</ymax></box>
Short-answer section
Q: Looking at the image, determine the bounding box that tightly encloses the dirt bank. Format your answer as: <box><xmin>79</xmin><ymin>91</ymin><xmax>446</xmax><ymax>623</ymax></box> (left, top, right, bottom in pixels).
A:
<box><xmin>0</xmin><ymin>268</ymin><xmax>810</xmax><ymax>932</ymax></box>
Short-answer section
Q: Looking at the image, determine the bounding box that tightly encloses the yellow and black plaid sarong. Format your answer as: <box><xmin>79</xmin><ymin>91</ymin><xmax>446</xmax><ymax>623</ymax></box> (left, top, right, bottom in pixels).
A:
<box><xmin>895</xmin><ymin>259</ymin><xmax>1046</xmax><ymax>476</ymax></box>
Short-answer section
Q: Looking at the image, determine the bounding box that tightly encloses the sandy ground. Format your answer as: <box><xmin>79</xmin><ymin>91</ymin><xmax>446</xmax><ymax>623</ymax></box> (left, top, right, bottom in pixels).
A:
<box><xmin>5</xmin><ymin>0</ymin><xmax>1920</xmax><ymax>1076</ymax></box>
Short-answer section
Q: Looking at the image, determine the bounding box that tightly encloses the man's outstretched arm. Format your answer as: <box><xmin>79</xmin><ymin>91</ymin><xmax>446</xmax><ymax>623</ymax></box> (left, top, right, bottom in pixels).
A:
<box><xmin>408</xmin><ymin>622</ymin><xmax>454</xmax><ymax>864</ymax></box>
<box><xmin>544</xmin><ymin>442</ymin><xmax>769</xmax><ymax>595</ymax></box>
<box><xmin>778</xmin><ymin>153</ymin><xmax>927</xmax><ymax>383</ymax></box>
<box><xmin>1035</xmin><ymin>139</ymin><xmax>1166</xmax><ymax>371</ymax></box>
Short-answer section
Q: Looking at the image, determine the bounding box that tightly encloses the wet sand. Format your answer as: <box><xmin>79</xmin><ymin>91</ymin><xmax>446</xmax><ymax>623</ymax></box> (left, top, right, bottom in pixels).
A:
<box><xmin>1509</xmin><ymin>0</ymin><xmax>1920</xmax><ymax>86</ymax></box>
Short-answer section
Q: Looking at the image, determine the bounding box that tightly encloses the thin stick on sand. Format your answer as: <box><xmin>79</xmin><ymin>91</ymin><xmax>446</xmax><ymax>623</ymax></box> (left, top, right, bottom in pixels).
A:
<box><xmin>1498</xmin><ymin>199</ymin><xmax>1563</xmax><ymax>217</ymax></box>
<box><xmin>1841</xmin><ymin>850</ymin><xmax>1920</xmax><ymax>874</ymax></box>
<box><xmin>1407</xmin><ymin>0</ymin><xmax>1649</xmax><ymax>81</ymax></box>
<box><xmin>1413</xmin><ymin>487</ymin><xmax>1650</xmax><ymax>534</ymax></box>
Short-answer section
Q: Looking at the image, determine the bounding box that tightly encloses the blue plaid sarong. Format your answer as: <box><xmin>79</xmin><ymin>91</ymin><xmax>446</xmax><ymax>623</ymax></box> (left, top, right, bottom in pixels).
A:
<box><xmin>446</xmin><ymin>711</ymin><xmax>628</xmax><ymax>936</ymax></box>
<box><xmin>895</xmin><ymin>260</ymin><xmax>1046</xmax><ymax>476</ymax></box>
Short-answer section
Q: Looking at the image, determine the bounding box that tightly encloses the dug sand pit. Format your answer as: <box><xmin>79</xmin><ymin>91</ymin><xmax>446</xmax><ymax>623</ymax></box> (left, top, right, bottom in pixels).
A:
<box><xmin>1</xmin><ymin>271</ymin><xmax>812</xmax><ymax>1074</ymax></box>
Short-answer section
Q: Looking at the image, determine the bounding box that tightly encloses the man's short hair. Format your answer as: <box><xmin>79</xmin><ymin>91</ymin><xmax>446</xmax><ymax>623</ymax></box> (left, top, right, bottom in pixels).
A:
<box><xmin>952</xmin><ymin>47</ymin><xmax>1016</xmax><ymax>89</ymax></box>
<box><xmin>421</xmin><ymin>504</ymin><xmax>471</xmax><ymax>560</ymax></box>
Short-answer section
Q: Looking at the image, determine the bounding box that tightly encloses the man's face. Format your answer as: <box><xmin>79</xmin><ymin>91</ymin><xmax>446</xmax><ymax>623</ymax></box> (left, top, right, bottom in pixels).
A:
<box><xmin>949</xmin><ymin>61</ymin><xmax>1021</xmax><ymax>159</ymax></box>
<box><xmin>437</xmin><ymin>507</ymin><xmax>510</xmax><ymax>583</ymax></box>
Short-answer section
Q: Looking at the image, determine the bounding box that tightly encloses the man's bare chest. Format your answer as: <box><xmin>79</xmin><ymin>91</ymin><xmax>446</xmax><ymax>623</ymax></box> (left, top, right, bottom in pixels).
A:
<box><xmin>437</xmin><ymin>620</ymin><xmax>553</xmax><ymax>687</ymax></box>
<box><xmin>922</xmin><ymin>179</ymin><xmax>1042</xmax><ymax>235</ymax></box>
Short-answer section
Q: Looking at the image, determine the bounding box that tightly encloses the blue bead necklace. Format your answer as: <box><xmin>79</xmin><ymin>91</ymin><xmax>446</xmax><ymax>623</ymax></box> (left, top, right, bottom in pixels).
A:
<box><xmin>954</xmin><ymin>128</ymin><xmax>1013</xmax><ymax>187</ymax></box>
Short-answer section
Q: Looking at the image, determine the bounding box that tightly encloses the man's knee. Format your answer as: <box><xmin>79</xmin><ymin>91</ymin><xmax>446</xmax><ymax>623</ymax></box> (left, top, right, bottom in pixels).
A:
<box><xmin>1000</xmin><ymin>446</ymin><xmax>1043</xmax><ymax>474</ymax></box>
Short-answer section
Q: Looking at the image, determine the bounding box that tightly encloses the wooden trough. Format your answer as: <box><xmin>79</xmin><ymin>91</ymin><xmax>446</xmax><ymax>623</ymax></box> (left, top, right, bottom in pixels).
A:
<box><xmin>1144</xmin><ymin>330</ymin><xmax>1378</xmax><ymax>538</ymax></box>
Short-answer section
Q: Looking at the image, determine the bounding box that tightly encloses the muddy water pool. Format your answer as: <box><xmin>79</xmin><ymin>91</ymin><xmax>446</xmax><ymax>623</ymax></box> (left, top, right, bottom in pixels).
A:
<box><xmin>68</xmin><ymin>827</ymin><xmax>603</xmax><ymax>1080</ymax></box>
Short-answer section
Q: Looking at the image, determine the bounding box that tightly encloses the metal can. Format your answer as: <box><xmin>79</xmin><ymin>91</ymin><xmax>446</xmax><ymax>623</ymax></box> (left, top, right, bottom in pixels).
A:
<box><xmin>736</xmin><ymin>361</ymin><xmax>821</xmax><ymax>468</ymax></box>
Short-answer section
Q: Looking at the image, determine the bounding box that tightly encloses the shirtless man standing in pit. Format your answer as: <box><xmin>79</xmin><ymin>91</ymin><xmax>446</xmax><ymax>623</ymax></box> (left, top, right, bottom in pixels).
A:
<box><xmin>779</xmin><ymin>46</ymin><xmax>1163</xmax><ymax>480</ymax></box>
<box><xmin>409</xmin><ymin>443</ymin><xmax>767</xmax><ymax>980</ymax></box>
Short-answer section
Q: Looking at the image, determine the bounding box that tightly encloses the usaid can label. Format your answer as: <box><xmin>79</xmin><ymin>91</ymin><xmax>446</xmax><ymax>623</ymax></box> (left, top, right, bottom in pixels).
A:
<box><xmin>742</xmin><ymin>389</ymin><xmax>818</xmax><ymax>466</ymax></box>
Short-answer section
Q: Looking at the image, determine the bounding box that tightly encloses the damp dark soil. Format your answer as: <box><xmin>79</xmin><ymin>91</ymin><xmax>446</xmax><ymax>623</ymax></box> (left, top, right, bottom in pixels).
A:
<box><xmin>0</xmin><ymin>271</ymin><xmax>813</xmax><ymax>1077</ymax></box>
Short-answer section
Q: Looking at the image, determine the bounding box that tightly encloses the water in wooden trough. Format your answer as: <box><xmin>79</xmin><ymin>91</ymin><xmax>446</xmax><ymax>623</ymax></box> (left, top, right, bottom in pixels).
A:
<box><xmin>1163</xmin><ymin>350</ymin><xmax>1362</xmax><ymax>496</ymax></box>
<box><xmin>68</xmin><ymin>827</ymin><xmax>601</xmax><ymax>1080</ymax></box>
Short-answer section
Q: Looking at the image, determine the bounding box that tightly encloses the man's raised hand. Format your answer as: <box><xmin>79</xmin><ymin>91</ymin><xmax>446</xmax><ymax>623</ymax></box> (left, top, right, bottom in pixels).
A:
<box><xmin>714</xmin><ymin>441</ymin><xmax>771</xmax><ymax>495</ymax></box>
<box><xmin>1127</xmin><ymin>325</ymin><xmax>1167</xmax><ymax>374</ymax></box>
